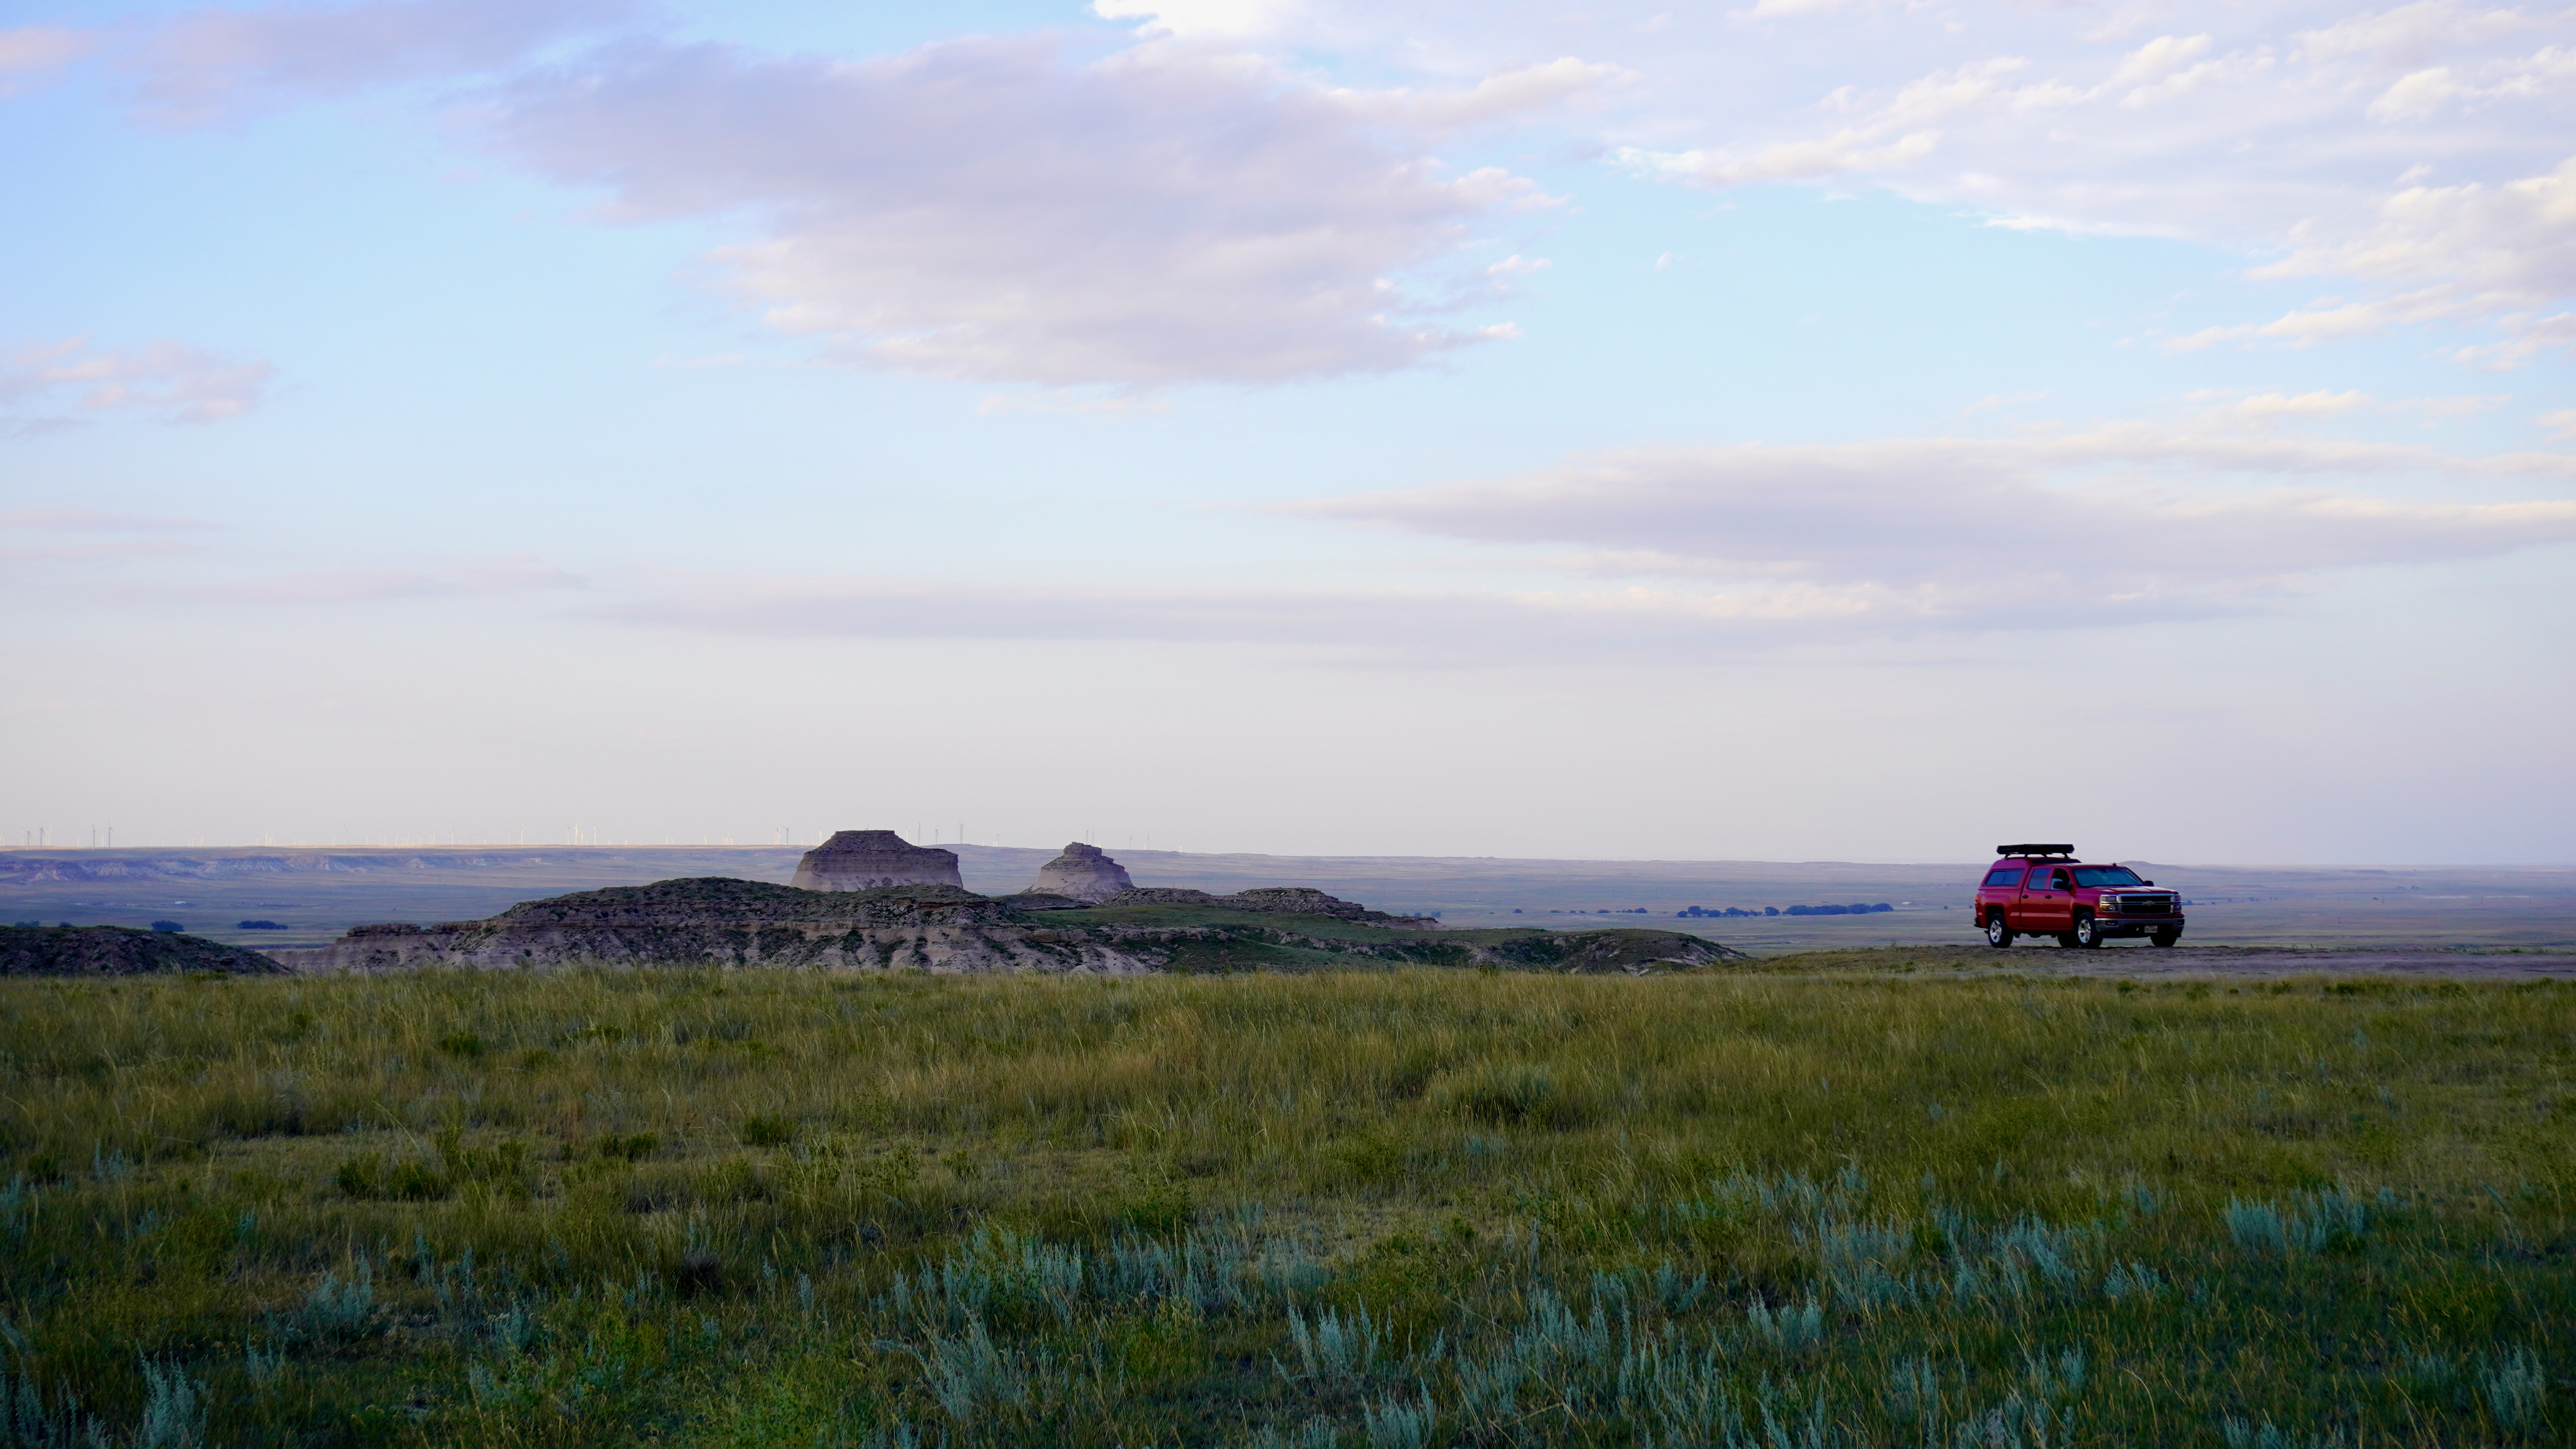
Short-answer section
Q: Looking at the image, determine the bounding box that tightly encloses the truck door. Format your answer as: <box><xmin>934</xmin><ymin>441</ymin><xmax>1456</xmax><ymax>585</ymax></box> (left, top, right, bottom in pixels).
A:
<box><xmin>2023</xmin><ymin>867</ymin><xmax>2074</xmax><ymax>931</ymax></box>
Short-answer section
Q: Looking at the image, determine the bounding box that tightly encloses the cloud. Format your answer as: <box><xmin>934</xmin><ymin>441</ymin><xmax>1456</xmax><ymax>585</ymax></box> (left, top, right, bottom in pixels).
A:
<box><xmin>1961</xmin><ymin>390</ymin><xmax>2049</xmax><ymax>416</ymax></box>
<box><xmin>2105</xmin><ymin>33</ymin><xmax>2213</xmax><ymax>91</ymax></box>
<box><xmin>1172</xmin><ymin>0</ymin><xmax>2576</xmax><ymax>361</ymax></box>
<box><xmin>0</xmin><ymin>26</ymin><xmax>94</xmax><ymax>89</ymax></box>
<box><xmin>583</xmin><ymin>569</ymin><xmax>2060</xmax><ymax>661</ymax></box>
<box><xmin>1332</xmin><ymin>57</ymin><xmax>1628</xmax><ymax>132</ymax></box>
<box><xmin>1</xmin><ymin>337</ymin><xmax>276</xmax><ymax>433</ymax></box>
<box><xmin>0</xmin><ymin>509</ymin><xmax>217</xmax><ymax>564</ymax></box>
<box><xmin>2194</xmin><ymin>389</ymin><xmax>2372</xmax><ymax>428</ymax></box>
<box><xmin>477</xmin><ymin>35</ymin><xmax>1555</xmax><ymax>387</ymax></box>
<box><xmin>571</xmin><ymin>420</ymin><xmax>2576</xmax><ymax>659</ymax></box>
<box><xmin>2296</xmin><ymin>1</ymin><xmax>2535</xmax><ymax>65</ymax></box>
<box><xmin>1278</xmin><ymin>432</ymin><xmax>2576</xmax><ymax>631</ymax></box>
<box><xmin>1090</xmin><ymin>0</ymin><xmax>1307</xmax><ymax>40</ymax></box>
<box><xmin>127</xmin><ymin>0</ymin><xmax>634</xmax><ymax>127</ymax></box>
<box><xmin>187</xmin><ymin>555</ymin><xmax>584</xmax><ymax>603</ymax></box>
<box><xmin>2164</xmin><ymin>156</ymin><xmax>2576</xmax><ymax>365</ymax></box>
<box><xmin>0</xmin><ymin>509</ymin><xmax>214</xmax><ymax>530</ymax></box>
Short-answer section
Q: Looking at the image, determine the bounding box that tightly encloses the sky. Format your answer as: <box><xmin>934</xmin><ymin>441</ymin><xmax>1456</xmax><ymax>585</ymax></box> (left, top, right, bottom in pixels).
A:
<box><xmin>3</xmin><ymin>0</ymin><xmax>2572</xmax><ymax>864</ymax></box>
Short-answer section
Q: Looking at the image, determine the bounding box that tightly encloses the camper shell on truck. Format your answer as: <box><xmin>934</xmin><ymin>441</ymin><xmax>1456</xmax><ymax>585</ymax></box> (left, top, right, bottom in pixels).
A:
<box><xmin>1974</xmin><ymin>844</ymin><xmax>2184</xmax><ymax>949</ymax></box>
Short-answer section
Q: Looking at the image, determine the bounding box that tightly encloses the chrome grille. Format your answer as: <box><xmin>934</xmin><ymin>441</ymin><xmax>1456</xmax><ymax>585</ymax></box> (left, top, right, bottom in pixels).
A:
<box><xmin>2108</xmin><ymin>894</ymin><xmax>2178</xmax><ymax>915</ymax></box>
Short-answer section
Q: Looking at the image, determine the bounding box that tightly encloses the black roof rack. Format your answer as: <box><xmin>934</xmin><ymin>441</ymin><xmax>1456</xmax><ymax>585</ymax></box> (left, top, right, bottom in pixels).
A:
<box><xmin>1996</xmin><ymin>843</ymin><xmax>2075</xmax><ymax>857</ymax></box>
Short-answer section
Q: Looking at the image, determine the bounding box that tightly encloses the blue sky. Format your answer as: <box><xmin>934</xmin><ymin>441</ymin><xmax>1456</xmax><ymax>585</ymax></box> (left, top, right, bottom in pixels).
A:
<box><xmin>4</xmin><ymin>0</ymin><xmax>2572</xmax><ymax>863</ymax></box>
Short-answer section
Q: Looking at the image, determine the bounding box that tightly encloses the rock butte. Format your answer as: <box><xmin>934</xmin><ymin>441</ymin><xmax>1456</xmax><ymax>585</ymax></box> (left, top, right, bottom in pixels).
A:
<box><xmin>789</xmin><ymin>829</ymin><xmax>961</xmax><ymax>892</ymax></box>
<box><xmin>1031</xmin><ymin>842</ymin><xmax>1134</xmax><ymax>904</ymax></box>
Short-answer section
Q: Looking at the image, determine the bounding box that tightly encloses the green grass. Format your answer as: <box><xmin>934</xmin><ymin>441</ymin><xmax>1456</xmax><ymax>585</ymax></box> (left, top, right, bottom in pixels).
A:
<box><xmin>0</xmin><ymin>963</ymin><xmax>2567</xmax><ymax>1446</ymax></box>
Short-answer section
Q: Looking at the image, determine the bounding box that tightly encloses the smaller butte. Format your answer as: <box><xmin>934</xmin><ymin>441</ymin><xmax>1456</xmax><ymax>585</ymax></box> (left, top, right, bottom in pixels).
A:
<box><xmin>1031</xmin><ymin>842</ymin><xmax>1134</xmax><ymax>904</ymax></box>
<box><xmin>790</xmin><ymin>830</ymin><xmax>962</xmax><ymax>891</ymax></box>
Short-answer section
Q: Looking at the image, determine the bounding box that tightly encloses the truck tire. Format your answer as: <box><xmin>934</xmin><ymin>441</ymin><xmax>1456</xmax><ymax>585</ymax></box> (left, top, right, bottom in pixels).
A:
<box><xmin>1984</xmin><ymin>913</ymin><xmax>2015</xmax><ymax>948</ymax></box>
<box><xmin>2072</xmin><ymin>914</ymin><xmax>2104</xmax><ymax>949</ymax></box>
<box><xmin>2151</xmin><ymin>927</ymin><xmax>2181</xmax><ymax>948</ymax></box>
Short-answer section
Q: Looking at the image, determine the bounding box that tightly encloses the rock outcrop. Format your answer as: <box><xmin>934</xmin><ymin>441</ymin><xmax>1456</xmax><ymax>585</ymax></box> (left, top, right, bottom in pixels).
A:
<box><xmin>1099</xmin><ymin>886</ymin><xmax>1440</xmax><ymax>926</ymax></box>
<box><xmin>789</xmin><ymin>830</ymin><xmax>962</xmax><ymax>891</ymax></box>
<box><xmin>1003</xmin><ymin>892</ymin><xmax>1091</xmax><ymax>911</ymax></box>
<box><xmin>271</xmin><ymin>878</ymin><xmax>1156</xmax><ymax>975</ymax></box>
<box><xmin>0</xmin><ymin>924</ymin><xmax>289</xmax><ymax>976</ymax></box>
<box><xmin>271</xmin><ymin>877</ymin><xmax>1745</xmax><ymax>976</ymax></box>
<box><xmin>1031</xmin><ymin>842</ymin><xmax>1133</xmax><ymax>903</ymax></box>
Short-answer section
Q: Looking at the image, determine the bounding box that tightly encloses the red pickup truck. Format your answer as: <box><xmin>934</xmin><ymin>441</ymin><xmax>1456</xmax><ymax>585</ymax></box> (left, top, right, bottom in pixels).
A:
<box><xmin>1975</xmin><ymin>844</ymin><xmax>2184</xmax><ymax>949</ymax></box>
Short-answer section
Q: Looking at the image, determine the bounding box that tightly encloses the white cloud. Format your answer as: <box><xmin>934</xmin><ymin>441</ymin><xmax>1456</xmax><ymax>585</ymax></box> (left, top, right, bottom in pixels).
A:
<box><xmin>128</xmin><ymin>0</ymin><xmax>632</xmax><ymax>126</ymax></box>
<box><xmin>1</xmin><ymin>337</ymin><xmax>276</xmax><ymax>433</ymax></box>
<box><xmin>2172</xmin><ymin>156</ymin><xmax>2576</xmax><ymax>363</ymax></box>
<box><xmin>0</xmin><ymin>510</ymin><xmax>213</xmax><ymax>564</ymax></box>
<box><xmin>1091</xmin><ymin>0</ymin><xmax>1307</xmax><ymax>39</ymax></box>
<box><xmin>2106</xmin><ymin>33</ymin><xmax>2213</xmax><ymax>90</ymax></box>
<box><xmin>583</xmin><ymin>569</ymin><xmax>2103</xmax><ymax>659</ymax></box>
<box><xmin>1617</xmin><ymin>128</ymin><xmax>1941</xmax><ymax>186</ymax></box>
<box><xmin>2295</xmin><ymin>1</ymin><xmax>2533</xmax><ymax>64</ymax></box>
<box><xmin>0</xmin><ymin>26</ymin><xmax>93</xmax><ymax>88</ymax></box>
<box><xmin>2368</xmin><ymin>66</ymin><xmax>2463</xmax><ymax>120</ymax></box>
<box><xmin>1279</xmin><ymin>431</ymin><xmax>2576</xmax><ymax>631</ymax></box>
<box><xmin>481</xmin><ymin>36</ymin><xmax>1556</xmax><ymax>386</ymax></box>
<box><xmin>1733</xmin><ymin>0</ymin><xmax>1862</xmax><ymax>20</ymax></box>
<box><xmin>1151</xmin><ymin>0</ymin><xmax>2576</xmax><ymax>362</ymax></box>
<box><xmin>2199</xmin><ymin>389</ymin><xmax>2372</xmax><ymax>427</ymax></box>
<box><xmin>570</xmin><ymin>421</ymin><xmax>2576</xmax><ymax>657</ymax></box>
<box><xmin>1333</xmin><ymin>58</ymin><xmax>1627</xmax><ymax>131</ymax></box>
<box><xmin>0</xmin><ymin>509</ymin><xmax>213</xmax><ymax>531</ymax></box>
<box><xmin>188</xmin><ymin>555</ymin><xmax>584</xmax><ymax>603</ymax></box>
<box><xmin>1961</xmin><ymin>390</ymin><xmax>2049</xmax><ymax>416</ymax></box>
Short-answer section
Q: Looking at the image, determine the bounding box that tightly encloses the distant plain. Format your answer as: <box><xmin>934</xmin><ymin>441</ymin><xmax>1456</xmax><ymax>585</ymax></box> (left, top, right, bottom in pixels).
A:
<box><xmin>3</xmin><ymin>845</ymin><xmax>2570</xmax><ymax>957</ymax></box>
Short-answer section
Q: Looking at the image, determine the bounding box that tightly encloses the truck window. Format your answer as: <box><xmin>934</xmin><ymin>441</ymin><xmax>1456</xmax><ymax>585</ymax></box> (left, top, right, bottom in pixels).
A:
<box><xmin>2071</xmin><ymin>866</ymin><xmax>2145</xmax><ymax>887</ymax></box>
<box><xmin>1983</xmin><ymin>868</ymin><xmax>2025</xmax><ymax>887</ymax></box>
<box><xmin>2041</xmin><ymin>870</ymin><xmax>2069</xmax><ymax>891</ymax></box>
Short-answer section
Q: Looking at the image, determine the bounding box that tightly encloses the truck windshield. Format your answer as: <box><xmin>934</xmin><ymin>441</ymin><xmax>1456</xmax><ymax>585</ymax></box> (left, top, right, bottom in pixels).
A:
<box><xmin>2071</xmin><ymin>866</ymin><xmax>2145</xmax><ymax>887</ymax></box>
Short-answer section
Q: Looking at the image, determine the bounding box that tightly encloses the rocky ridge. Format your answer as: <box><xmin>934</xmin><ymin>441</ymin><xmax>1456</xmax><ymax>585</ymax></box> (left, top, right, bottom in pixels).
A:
<box><xmin>1097</xmin><ymin>886</ymin><xmax>1439</xmax><ymax>926</ymax></box>
<box><xmin>1</xmin><ymin>924</ymin><xmax>292</xmax><ymax>976</ymax></box>
<box><xmin>270</xmin><ymin>878</ymin><xmax>1741</xmax><ymax>975</ymax></box>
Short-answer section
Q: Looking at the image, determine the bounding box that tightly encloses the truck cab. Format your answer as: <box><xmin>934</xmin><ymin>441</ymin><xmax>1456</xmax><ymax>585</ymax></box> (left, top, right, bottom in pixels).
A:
<box><xmin>1974</xmin><ymin>844</ymin><xmax>2184</xmax><ymax>949</ymax></box>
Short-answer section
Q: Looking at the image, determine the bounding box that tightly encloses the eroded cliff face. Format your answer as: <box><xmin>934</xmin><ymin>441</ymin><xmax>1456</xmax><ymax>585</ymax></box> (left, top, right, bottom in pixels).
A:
<box><xmin>1031</xmin><ymin>843</ymin><xmax>1133</xmax><ymax>903</ymax></box>
<box><xmin>787</xmin><ymin>831</ymin><xmax>963</xmax><ymax>891</ymax></box>
<box><xmin>270</xmin><ymin>879</ymin><xmax>1156</xmax><ymax>975</ymax></box>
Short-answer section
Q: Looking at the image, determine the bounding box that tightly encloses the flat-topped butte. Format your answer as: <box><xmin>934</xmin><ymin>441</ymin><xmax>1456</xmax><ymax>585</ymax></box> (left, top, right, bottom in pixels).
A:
<box><xmin>271</xmin><ymin>877</ymin><xmax>1741</xmax><ymax>975</ymax></box>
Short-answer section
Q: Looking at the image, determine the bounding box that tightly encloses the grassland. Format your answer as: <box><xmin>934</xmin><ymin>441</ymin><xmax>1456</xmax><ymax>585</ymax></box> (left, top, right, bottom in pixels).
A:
<box><xmin>0</xmin><ymin>962</ymin><xmax>2567</xmax><ymax>1447</ymax></box>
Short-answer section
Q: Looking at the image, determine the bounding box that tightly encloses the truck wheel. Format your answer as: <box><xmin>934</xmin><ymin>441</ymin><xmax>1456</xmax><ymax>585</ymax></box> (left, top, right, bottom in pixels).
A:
<box><xmin>1984</xmin><ymin>914</ymin><xmax>2015</xmax><ymax>948</ymax></box>
<box><xmin>2072</xmin><ymin>914</ymin><xmax>2103</xmax><ymax>949</ymax></box>
<box><xmin>2151</xmin><ymin>927</ymin><xmax>2181</xmax><ymax>948</ymax></box>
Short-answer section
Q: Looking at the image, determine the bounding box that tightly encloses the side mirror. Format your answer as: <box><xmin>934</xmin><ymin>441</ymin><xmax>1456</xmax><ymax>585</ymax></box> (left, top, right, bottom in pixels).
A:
<box><xmin>2144</xmin><ymin>880</ymin><xmax>2155</xmax><ymax>887</ymax></box>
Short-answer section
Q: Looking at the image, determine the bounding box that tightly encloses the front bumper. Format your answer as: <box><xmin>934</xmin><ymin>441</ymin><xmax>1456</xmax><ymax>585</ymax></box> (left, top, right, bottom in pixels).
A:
<box><xmin>2089</xmin><ymin>915</ymin><xmax>2185</xmax><ymax>938</ymax></box>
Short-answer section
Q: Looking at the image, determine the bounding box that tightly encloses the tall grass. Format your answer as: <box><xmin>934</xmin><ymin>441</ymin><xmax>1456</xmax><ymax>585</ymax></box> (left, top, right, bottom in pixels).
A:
<box><xmin>0</xmin><ymin>967</ymin><xmax>2566</xmax><ymax>1445</ymax></box>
